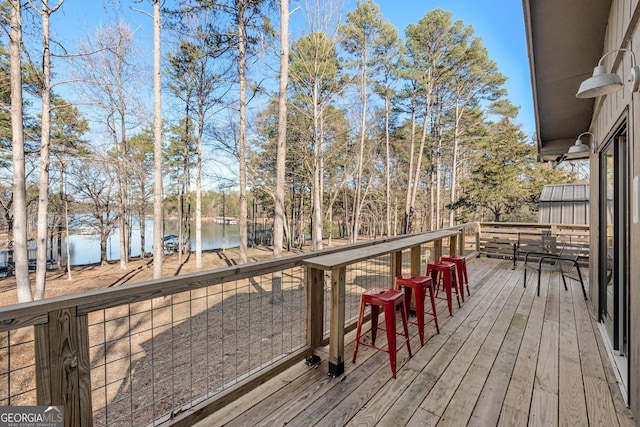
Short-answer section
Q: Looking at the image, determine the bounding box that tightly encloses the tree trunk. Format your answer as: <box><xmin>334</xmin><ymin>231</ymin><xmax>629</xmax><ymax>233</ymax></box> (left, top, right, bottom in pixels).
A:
<box><xmin>271</xmin><ymin>0</ymin><xmax>289</xmax><ymax>303</ymax></box>
<box><xmin>35</xmin><ymin>0</ymin><xmax>56</xmax><ymax>300</ymax></box>
<box><xmin>410</xmin><ymin>97</ymin><xmax>431</xmax><ymax>213</ymax></box>
<box><xmin>195</xmin><ymin>107</ymin><xmax>204</xmax><ymax>269</ymax></box>
<box><xmin>436</xmin><ymin>130</ymin><xmax>442</xmax><ymax>230</ymax></box>
<box><xmin>153</xmin><ymin>0</ymin><xmax>164</xmax><ymax>279</ymax></box>
<box><xmin>10</xmin><ymin>0</ymin><xmax>31</xmax><ymax>302</ymax></box>
<box><xmin>118</xmin><ymin>85</ymin><xmax>129</xmax><ymax>270</ymax></box>
<box><xmin>352</xmin><ymin>57</ymin><xmax>367</xmax><ymax>243</ymax></box>
<box><xmin>384</xmin><ymin>94</ymin><xmax>392</xmax><ymax>237</ymax></box>
<box><xmin>139</xmin><ymin>211</ymin><xmax>145</xmax><ymax>259</ymax></box>
<box><xmin>450</xmin><ymin>102</ymin><xmax>462</xmax><ymax>227</ymax></box>
<box><xmin>56</xmin><ymin>166</ymin><xmax>64</xmax><ymax>270</ymax></box>
<box><xmin>57</xmin><ymin>172</ymin><xmax>63</xmax><ymax>270</ymax></box>
<box><xmin>298</xmin><ymin>189</ymin><xmax>305</xmax><ymax>250</ymax></box>
<box><xmin>111</xmin><ymin>113</ymin><xmax>127</xmax><ymax>270</ymax></box>
<box><xmin>403</xmin><ymin>98</ymin><xmax>417</xmax><ymax>234</ymax></box>
<box><xmin>311</xmin><ymin>80</ymin><xmax>323</xmax><ymax>251</ymax></box>
<box><xmin>237</xmin><ymin>1</ymin><xmax>248</xmax><ymax>264</ymax></box>
<box><xmin>178</xmin><ymin>104</ymin><xmax>190</xmax><ymax>266</ymax></box>
<box><xmin>100</xmin><ymin>225</ymin><xmax>108</xmax><ymax>263</ymax></box>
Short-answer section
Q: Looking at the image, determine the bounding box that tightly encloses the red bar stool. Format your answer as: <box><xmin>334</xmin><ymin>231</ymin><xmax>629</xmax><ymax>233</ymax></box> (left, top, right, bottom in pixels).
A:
<box><xmin>440</xmin><ymin>255</ymin><xmax>470</xmax><ymax>301</ymax></box>
<box><xmin>427</xmin><ymin>261</ymin><xmax>461</xmax><ymax>316</ymax></box>
<box><xmin>395</xmin><ymin>275</ymin><xmax>440</xmax><ymax>346</ymax></box>
<box><xmin>352</xmin><ymin>288</ymin><xmax>412</xmax><ymax>378</ymax></box>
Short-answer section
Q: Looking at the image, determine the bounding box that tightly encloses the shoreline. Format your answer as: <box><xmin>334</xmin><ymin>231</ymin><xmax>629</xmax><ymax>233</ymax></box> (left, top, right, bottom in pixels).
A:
<box><xmin>0</xmin><ymin>245</ymin><xmax>277</xmax><ymax>307</ymax></box>
<box><xmin>0</xmin><ymin>240</ymin><xmax>347</xmax><ymax>307</ymax></box>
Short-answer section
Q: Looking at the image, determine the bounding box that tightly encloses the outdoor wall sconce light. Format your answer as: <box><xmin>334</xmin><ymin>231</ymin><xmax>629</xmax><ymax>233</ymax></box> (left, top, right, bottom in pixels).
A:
<box><xmin>576</xmin><ymin>48</ymin><xmax>640</xmax><ymax>98</ymax></box>
<box><xmin>564</xmin><ymin>131</ymin><xmax>593</xmax><ymax>160</ymax></box>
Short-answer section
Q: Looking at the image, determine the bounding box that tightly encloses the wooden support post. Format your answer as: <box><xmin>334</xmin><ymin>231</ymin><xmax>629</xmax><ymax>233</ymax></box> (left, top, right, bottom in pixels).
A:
<box><xmin>391</xmin><ymin>251</ymin><xmax>403</xmax><ymax>288</ymax></box>
<box><xmin>410</xmin><ymin>245</ymin><xmax>421</xmax><ymax>275</ymax></box>
<box><xmin>460</xmin><ymin>230</ymin><xmax>466</xmax><ymax>256</ymax></box>
<box><xmin>35</xmin><ymin>308</ymin><xmax>92</xmax><ymax>427</ymax></box>
<box><xmin>448</xmin><ymin>234</ymin><xmax>458</xmax><ymax>256</ymax></box>
<box><xmin>434</xmin><ymin>239</ymin><xmax>443</xmax><ymax>261</ymax></box>
<box><xmin>306</xmin><ymin>266</ymin><xmax>324</xmax><ymax>365</ymax></box>
<box><xmin>328</xmin><ymin>267</ymin><xmax>346</xmax><ymax>376</ymax></box>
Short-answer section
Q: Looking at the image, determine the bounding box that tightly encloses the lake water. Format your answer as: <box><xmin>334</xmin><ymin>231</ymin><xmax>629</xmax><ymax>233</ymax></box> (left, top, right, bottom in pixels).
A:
<box><xmin>59</xmin><ymin>219</ymin><xmax>241</xmax><ymax>266</ymax></box>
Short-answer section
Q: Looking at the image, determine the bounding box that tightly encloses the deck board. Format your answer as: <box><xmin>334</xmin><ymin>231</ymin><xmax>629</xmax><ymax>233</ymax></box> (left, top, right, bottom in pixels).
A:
<box><xmin>529</xmin><ymin>269</ymin><xmax>560</xmax><ymax>427</ymax></box>
<box><xmin>467</xmin><ymin>274</ymin><xmax>533</xmax><ymax>426</ymax></box>
<box><xmin>418</xmin><ymin>267</ymin><xmax>523</xmax><ymax>425</ymax></box>
<box><xmin>558</xmin><ymin>275</ymin><xmax>588</xmax><ymax>426</ymax></box>
<box><xmin>195</xmin><ymin>258</ymin><xmax>633</xmax><ymax>427</ymax></box>
<box><xmin>498</xmin><ymin>270</ymin><xmax>549</xmax><ymax>427</ymax></box>
<box><xmin>437</xmin><ymin>269</ymin><xmax>525</xmax><ymax>426</ymax></box>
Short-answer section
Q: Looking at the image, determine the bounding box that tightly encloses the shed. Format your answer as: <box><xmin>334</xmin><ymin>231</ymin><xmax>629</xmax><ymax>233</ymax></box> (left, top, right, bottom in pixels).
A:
<box><xmin>538</xmin><ymin>183</ymin><xmax>589</xmax><ymax>224</ymax></box>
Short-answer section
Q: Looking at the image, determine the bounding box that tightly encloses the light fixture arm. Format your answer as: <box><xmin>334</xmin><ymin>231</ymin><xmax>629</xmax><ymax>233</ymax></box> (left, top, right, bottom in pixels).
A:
<box><xmin>597</xmin><ymin>48</ymin><xmax>637</xmax><ymax>67</ymax></box>
<box><xmin>576</xmin><ymin>131</ymin><xmax>594</xmax><ymax>141</ymax></box>
<box><xmin>563</xmin><ymin>131</ymin><xmax>594</xmax><ymax>160</ymax></box>
<box><xmin>604</xmin><ymin>48</ymin><xmax>640</xmax><ymax>93</ymax></box>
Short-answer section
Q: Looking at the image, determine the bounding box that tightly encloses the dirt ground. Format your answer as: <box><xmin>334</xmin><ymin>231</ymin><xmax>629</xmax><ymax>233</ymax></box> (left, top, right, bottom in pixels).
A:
<box><xmin>0</xmin><ymin>245</ymin><xmax>289</xmax><ymax>307</ymax></box>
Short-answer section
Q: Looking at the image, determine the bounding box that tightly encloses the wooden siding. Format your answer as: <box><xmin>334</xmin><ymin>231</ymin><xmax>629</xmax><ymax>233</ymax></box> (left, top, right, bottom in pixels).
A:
<box><xmin>588</xmin><ymin>0</ymin><xmax>640</xmax><ymax>419</ymax></box>
<box><xmin>195</xmin><ymin>257</ymin><xmax>634</xmax><ymax>426</ymax></box>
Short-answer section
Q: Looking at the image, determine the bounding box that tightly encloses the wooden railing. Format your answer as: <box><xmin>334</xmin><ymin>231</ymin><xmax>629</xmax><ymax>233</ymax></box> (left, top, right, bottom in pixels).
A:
<box><xmin>0</xmin><ymin>223</ymin><xmax>479</xmax><ymax>426</ymax></box>
<box><xmin>477</xmin><ymin>222</ymin><xmax>590</xmax><ymax>262</ymax></box>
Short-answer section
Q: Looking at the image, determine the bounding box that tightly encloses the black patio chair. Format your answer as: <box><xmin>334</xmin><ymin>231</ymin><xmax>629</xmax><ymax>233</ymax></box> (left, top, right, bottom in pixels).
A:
<box><xmin>523</xmin><ymin>242</ymin><xmax>588</xmax><ymax>300</ymax></box>
<box><xmin>512</xmin><ymin>230</ymin><xmax>555</xmax><ymax>269</ymax></box>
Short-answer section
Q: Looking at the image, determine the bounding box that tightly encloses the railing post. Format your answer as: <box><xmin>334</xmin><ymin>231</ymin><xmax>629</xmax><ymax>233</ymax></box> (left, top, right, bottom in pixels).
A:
<box><xmin>35</xmin><ymin>309</ymin><xmax>93</xmax><ymax>427</ymax></box>
<box><xmin>476</xmin><ymin>223</ymin><xmax>481</xmax><ymax>255</ymax></box>
<box><xmin>459</xmin><ymin>230</ymin><xmax>466</xmax><ymax>256</ymax></box>
<box><xmin>434</xmin><ymin>239</ymin><xmax>443</xmax><ymax>261</ymax></box>
<box><xmin>410</xmin><ymin>246</ymin><xmax>421</xmax><ymax>275</ymax></box>
<box><xmin>448</xmin><ymin>234</ymin><xmax>458</xmax><ymax>256</ymax></box>
<box><xmin>391</xmin><ymin>250</ymin><xmax>403</xmax><ymax>288</ymax></box>
<box><xmin>328</xmin><ymin>267</ymin><xmax>346</xmax><ymax>376</ymax></box>
<box><xmin>306</xmin><ymin>266</ymin><xmax>324</xmax><ymax>365</ymax></box>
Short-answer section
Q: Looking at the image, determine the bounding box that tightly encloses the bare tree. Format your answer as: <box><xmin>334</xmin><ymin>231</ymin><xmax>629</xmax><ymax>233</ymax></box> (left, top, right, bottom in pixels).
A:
<box><xmin>270</xmin><ymin>0</ymin><xmax>290</xmax><ymax>304</ymax></box>
<box><xmin>8</xmin><ymin>0</ymin><xmax>32</xmax><ymax>302</ymax></box>
<box><xmin>74</xmin><ymin>21</ymin><xmax>145</xmax><ymax>271</ymax></box>
<box><xmin>28</xmin><ymin>0</ymin><xmax>64</xmax><ymax>300</ymax></box>
<box><xmin>153</xmin><ymin>0</ymin><xmax>164</xmax><ymax>278</ymax></box>
<box><xmin>132</xmin><ymin>0</ymin><xmax>165</xmax><ymax>277</ymax></box>
<box><xmin>67</xmin><ymin>159</ymin><xmax>119</xmax><ymax>265</ymax></box>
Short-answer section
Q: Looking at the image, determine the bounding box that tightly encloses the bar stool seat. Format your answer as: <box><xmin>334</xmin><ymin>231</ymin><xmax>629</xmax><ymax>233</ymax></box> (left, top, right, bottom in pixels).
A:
<box><xmin>352</xmin><ymin>288</ymin><xmax>412</xmax><ymax>378</ymax></box>
<box><xmin>440</xmin><ymin>255</ymin><xmax>470</xmax><ymax>301</ymax></box>
<box><xmin>427</xmin><ymin>261</ymin><xmax>461</xmax><ymax>316</ymax></box>
<box><xmin>395</xmin><ymin>275</ymin><xmax>440</xmax><ymax>346</ymax></box>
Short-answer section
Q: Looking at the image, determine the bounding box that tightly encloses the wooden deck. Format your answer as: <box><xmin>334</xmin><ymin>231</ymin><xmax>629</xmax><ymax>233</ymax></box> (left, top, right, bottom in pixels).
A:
<box><xmin>195</xmin><ymin>257</ymin><xmax>635</xmax><ymax>426</ymax></box>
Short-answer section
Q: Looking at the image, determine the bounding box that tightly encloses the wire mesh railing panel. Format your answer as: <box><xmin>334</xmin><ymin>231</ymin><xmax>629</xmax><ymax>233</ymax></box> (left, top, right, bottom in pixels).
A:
<box><xmin>320</xmin><ymin>244</ymin><xmax>444</xmax><ymax>337</ymax></box>
<box><xmin>89</xmin><ymin>265</ymin><xmax>306</xmax><ymax>426</ymax></box>
<box><xmin>346</xmin><ymin>255</ymin><xmax>392</xmax><ymax>331</ymax></box>
<box><xmin>0</xmin><ymin>329</ymin><xmax>37</xmax><ymax>407</ymax></box>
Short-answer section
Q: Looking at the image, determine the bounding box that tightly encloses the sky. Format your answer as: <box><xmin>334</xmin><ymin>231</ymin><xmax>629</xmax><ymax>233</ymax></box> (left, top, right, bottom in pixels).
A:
<box><xmin>49</xmin><ymin>0</ymin><xmax>535</xmax><ymax>140</ymax></box>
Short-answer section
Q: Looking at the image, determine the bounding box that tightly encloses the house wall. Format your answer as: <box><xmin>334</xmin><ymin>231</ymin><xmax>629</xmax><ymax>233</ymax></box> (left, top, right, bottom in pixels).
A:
<box><xmin>588</xmin><ymin>0</ymin><xmax>640</xmax><ymax>417</ymax></box>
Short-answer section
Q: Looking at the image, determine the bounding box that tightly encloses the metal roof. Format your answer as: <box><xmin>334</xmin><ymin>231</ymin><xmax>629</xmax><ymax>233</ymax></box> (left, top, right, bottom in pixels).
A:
<box><xmin>522</xmin><ymin>0</ymin><xmax>612</xmax><ymax>161</ymax></box>
<box><xmin>538</xmin><ymin>184</ymin><xmax>590</xmax><ymax>224</ymax></box>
